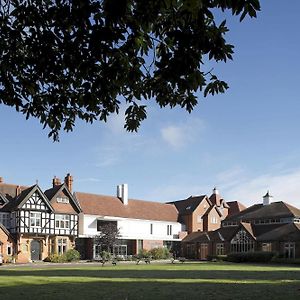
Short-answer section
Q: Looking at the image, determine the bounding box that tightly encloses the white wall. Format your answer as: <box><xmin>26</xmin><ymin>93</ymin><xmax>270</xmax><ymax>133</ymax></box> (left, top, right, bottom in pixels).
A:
<box><xmin>79</xmin><ymin>214</ymin><xmax>183</xmax><ymax>241</ymax></box>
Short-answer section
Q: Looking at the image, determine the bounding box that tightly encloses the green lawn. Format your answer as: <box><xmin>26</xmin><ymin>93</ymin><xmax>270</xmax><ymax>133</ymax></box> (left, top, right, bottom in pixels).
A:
<box><xmin>0</xmin><ymin>262</ymin><xmax>300</xmax><ymax>299</ymax></box>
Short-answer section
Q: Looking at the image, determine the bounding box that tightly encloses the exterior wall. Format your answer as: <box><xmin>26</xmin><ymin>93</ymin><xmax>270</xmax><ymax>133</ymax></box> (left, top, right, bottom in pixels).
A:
<box><xmin>206</xmin><ymin>209</ymin><xmax>221</xmax><ymax>231</ymax></box>
<box><xmin>191</xmin><ymin>199</ymin><xmax>211</xmax><ymax>232</ymax></box>
<box><xmin>0</xmin><ymin>228</ymin><xmax>14</xmax><ymax>263</ymax></box>
<box><xmin>143</xmin><ymin>239</ymin><xmax>164</xmax><ymax>250</ymax></box>
<box><xmin>16</xmin><ymin>235</ymin><xmax>75</xmax><ymax>263</ymax></box>
<box><xmin>182</xmin><ymin>215</ymin><xmax>193</xmax><ymax>233</ymax></box>
<box><xmin>80</xmin><ymin>214</ymin><xmax>182</xmax><ymax>242</ymax></box>
<box><xmin>50</xmin><ymin>190</ymin><xmax>78</xmax><ymax>214</ymax></box>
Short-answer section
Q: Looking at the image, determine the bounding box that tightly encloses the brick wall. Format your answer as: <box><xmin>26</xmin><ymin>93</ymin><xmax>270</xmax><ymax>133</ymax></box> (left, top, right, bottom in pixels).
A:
<box><xmin>142</xmin><ymin>239</ymin><xmax>164</xmax><ymax>250</ymax></box>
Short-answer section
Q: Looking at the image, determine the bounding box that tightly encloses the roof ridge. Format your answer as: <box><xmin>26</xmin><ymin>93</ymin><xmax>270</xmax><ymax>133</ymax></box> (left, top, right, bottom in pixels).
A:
<box><xmin>75</xmin><ymin>191</ymin><xmax>173</xmax><ymax>205</ymax></box>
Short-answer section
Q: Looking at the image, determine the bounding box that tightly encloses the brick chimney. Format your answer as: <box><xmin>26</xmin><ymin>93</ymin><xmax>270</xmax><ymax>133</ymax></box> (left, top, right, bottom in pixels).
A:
<box><xmin>52</xmin><ymin>176</ymin><xmax>62</xmax><ymax>187</ymax></box>
<box><xmin>0</xmin><ymin>177</ymin><xmax>3</xmax><ymax>183</ymax></box>
<box><xmin>64</xmin><ymin>173</ymin><xmax>73</xmax><ymax>192</ymax></box>
<box><xmin>16</xmin><ymin>185</ymin><xmax>21</xmax><ymax>196</ymax></box>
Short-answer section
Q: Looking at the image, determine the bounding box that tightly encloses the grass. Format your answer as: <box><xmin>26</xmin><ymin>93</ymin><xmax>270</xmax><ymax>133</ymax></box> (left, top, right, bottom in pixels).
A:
<box><xmin>0</xmin><ymin>262</ymin><xmax>300</xmax><ymax>299</ymax></box>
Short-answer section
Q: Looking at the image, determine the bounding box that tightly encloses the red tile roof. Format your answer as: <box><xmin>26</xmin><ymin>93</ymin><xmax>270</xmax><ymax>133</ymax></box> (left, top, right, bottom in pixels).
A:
<box><xmin>75</xmin><ymin>192</ymin><xmax>179</xmax><ymax>222</ymax></box>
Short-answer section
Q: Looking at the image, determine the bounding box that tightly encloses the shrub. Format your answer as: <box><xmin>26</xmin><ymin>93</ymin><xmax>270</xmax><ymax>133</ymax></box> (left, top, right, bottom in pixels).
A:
<box><xmin>138</xmin><ymin>249</ymin><xmax>151</xmax><ymax>259</ymax></box>
<box><xmin>227</xmin><ymin>251</ymin><xmax>275</xmax><ymax>263</ymax></box>
<box><xmin>65</xmin><ymin>249</ymin><xmax>80</xmax><ymax>262</ymax></box>
<box><xmin>149</xmin><ymin>247</ymin><xmax>172</xmax><ymax>260</ymax></box>
<box><xmin>271</xmin><ymin>257</ymin><xmax>300</xmax><ymax>264</ymax></box>
<box><xmin>100</xmin><ymin>250</ymin><xmax>112</xmax><ymax>261</ymax></box>
<box><xmin>46</xmin><ymin>253</ymin><xmax>67</xmax><ymax>263</ymax></box>
<box><xmin>44</xmin><ymin>249</ymin><xmax>80</xmax><ymax>263</ymax></box>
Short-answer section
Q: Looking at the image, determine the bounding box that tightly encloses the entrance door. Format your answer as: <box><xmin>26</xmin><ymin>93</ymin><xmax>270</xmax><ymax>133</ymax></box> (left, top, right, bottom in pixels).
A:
<box><xmin>200</xmin><ymin>243</ymin><xmax>208</xmax><ymax>260</ymax></box>
<box><xmin>31</xmin><ymin>240</ymin><xmax>41</xmax><ymax>261</ymax></box>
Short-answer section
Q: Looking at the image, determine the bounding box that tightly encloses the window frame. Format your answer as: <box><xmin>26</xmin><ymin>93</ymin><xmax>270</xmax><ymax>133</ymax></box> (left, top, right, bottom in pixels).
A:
<box><xmin>55</xmin><ymin>214</ymin><xmax>70</xmax><ymax>229</ymax></box>
<box><xmin>30</xmin><ymin>212</ymin><xmax>41</xmax><ymax>228</ymax></box>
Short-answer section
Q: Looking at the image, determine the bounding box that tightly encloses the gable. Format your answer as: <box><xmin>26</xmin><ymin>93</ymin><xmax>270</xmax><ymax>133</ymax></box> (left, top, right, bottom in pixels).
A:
<box><xmin>46</xmin><ymin>185</ymin><xmax>81</xmax><ymax>214</ymax></box>
<box><xmin>51</xmin><ymin>189</ymin><xmax>78</xmax><ymax>214</ymax></box>
<box><xmin>231</xmin><ymin>228</ymin><xmax>255</xmax><ymax>244</ymax></box>
<box><xmin>21</xmin><ymin>191</ymin><xmax>52</xmax><ymax>211</ymax></box>
<box><xmin>0</xmin><ymin>193</ymin><xmax>8</xmax><ymax>207</ymax></box>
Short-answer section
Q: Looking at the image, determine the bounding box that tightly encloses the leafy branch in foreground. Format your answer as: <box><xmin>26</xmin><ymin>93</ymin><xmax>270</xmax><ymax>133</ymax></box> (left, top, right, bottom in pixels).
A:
<box><xmin>0</xmin><ymin>0</ymin><xmax>260</xmax><ymax>140</ymax></box>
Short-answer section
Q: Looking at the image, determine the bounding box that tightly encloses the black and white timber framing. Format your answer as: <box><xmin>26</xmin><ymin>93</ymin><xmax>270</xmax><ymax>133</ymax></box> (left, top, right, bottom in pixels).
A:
<box><xmin>8</xmin><ymin>185</ymin><xmax>79</xmax><ymax>236</ymax></box>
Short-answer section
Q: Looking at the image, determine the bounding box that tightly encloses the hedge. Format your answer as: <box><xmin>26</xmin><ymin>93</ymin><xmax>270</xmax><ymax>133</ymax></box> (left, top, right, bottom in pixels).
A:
<box><xmin>227</xmin><ymin>251</ymin><xmax>276</xmax><ymax>263</ymax></box>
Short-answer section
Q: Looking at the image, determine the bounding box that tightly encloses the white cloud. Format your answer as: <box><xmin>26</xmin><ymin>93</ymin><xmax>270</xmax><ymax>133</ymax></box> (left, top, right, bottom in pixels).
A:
<box><xmin>145</xmin><ymin>183</ymin><xmax>208</xmax><ymax>202</ymax></box>
<box><xmin>223</xmin><ymin>168</ymin><xmax>300</xmax><ymax>208</ymax></box>
<box><xmin>160</xmin><ymin>118</ymin><xmax>205</xmax><ymax>149</ymax></box>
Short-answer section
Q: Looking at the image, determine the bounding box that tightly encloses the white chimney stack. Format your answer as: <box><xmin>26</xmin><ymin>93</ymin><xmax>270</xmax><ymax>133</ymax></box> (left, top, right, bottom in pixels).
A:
<box><xmin>263</xmin><ymin>191</ymin><xmax>272</xmax><ymax>206</ymax></box>
<box><xmin>117</xmin><ymin>184</ymin><xmax>128</xmax><ymax>205</ymax></box>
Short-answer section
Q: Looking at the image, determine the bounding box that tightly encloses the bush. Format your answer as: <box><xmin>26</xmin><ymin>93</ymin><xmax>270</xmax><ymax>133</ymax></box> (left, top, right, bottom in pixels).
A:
<box><xmin>149</xmin><ymin>247</ymin><xmax>172</xmax><ymax>260</ymax></box>
<box><xmin>100</xmin><ymin>250</ymin><xmax>112</xmax><ymax>261</ymax></box>
<box><xmin>44</xmin><ymin>249</ymin><xmax>80</xmax><ymax>263</ymax></box>
<box><xmin>271</xmin><ymin>257</ymin><xmax>300</xmax><ymax>264</ymax></box>
<box><xmin>138</xmin><ymin>249</ymin><xmax>151</xmax><ymax>259</ymax></box>
<box><xmin>227</xmin><ymin>251</ymin><xmax>275</xmax><ymax>263</ymax></box>
<box><xmin>65</xmin><ymin>249</ymin><xmax>80</xmax><ymax>262</ymax></box>
<box><xmin>46</xmin><ymin>253</ymin><xmax>67</xmax><ymax>263</ymax></box>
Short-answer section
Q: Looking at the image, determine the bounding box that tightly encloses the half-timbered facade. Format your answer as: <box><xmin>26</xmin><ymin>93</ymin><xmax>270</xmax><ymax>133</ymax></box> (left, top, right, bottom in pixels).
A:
<box><xmin>0</xmin><ymin>175</ymin><xmax>81</xmax><ymax>263</ymax></box>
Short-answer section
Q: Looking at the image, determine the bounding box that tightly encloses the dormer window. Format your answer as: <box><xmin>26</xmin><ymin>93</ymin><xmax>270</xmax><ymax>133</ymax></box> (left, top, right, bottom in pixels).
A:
<box><xmin>186</xmin><ymin>206</ymin><xmax>192</xmax><ymax>210</ymax></box>
<box><xmin>57</xmin><ymin>197</ymin><xmax>69</xmax><ymax>204</ymax></box>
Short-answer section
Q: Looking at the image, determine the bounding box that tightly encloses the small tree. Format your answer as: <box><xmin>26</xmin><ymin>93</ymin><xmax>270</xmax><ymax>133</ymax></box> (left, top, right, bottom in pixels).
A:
<box><xmin>94</xmin><ymin>221</ymin><xmax>120</xmax><ymax>255</ymax></box>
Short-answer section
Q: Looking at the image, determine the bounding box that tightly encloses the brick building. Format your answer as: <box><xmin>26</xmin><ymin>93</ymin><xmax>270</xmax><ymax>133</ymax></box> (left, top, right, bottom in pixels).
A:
<box><xmin>182</xmin><ymin>192</ymin><xmax>300</xmax><ymax>259</ymax></box>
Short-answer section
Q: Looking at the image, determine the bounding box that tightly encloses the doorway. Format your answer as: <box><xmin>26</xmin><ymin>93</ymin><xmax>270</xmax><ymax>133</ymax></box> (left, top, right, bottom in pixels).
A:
<box><xmin>30</xmin><ymin>240</ymin><xmax>41</xmax><ymax>261</ymax></box>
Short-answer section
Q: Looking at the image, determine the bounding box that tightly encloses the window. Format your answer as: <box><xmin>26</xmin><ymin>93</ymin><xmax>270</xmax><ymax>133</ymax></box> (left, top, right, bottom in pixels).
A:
<box><xmin>55</xmin><ymin>215</ymin><xmax>70</xmax><ymax>229</ymax></box>
<box><xmin>57</xmin><ymin>197</ymin><xmax>69</xmax><ymax>203</ymax></box>
<box><xmin>284</xmin><ymin>242</ymin><xmax>295</xmax><ymax>259</ymax></box>
<box><xmin>216</xmin><ymin>243</ymin><xmax>225</xmax><ymax>255</ymax></box>
<box><xmin>197</xmin><ymin>215</ymin><xmax>202</xmax><ymax>223</ymax></box>
<box><xmin>230</xmin><ymin>229</ymin><xmax>255</xmax><ymax>253</ymax></box>
<box><xmin>113</xmin><ymin>245</ymin><xmax>127</xmax><ymax>256</ymax></box>
<box><xmin>30</xmin><ymin>212</ymin><xmax>41</xmax><ymax>227</ymax></box>
<box><xmin>167</xmin><ymin>225</ymin><xmax>172</xmax><ymax>236</ymax></box>
<box><xmin>211</xmin><ymin>216</ymin><xmax>218</xmax><ymax>224</ymax></box>
<box><xmin>150</xmin><ymin>223</ymin><xmax>153</xmax><ymax>234</ymax></box>
<box><xmin>57</xmin><ymin>238</ymin><xmax>68</xmax><ymax>254</ymax></box>
<box><xmin>262</xmin><ymin>243</ymin><xmax>272</xmax><ymax>252</ymax></box>
<box><xmin>50</xmin><ymin>239</ymin><xmax>56</xmax><ymax>254</ymax></box>
<box><xmin>7</xmin><ymin>244</ymin><xmax>12</xmax><ymax>255</ymax></box>
<box><xmin>0</xmin><ymin>213</ymin><xmax>10</xmax><ymax>228</ymax></box>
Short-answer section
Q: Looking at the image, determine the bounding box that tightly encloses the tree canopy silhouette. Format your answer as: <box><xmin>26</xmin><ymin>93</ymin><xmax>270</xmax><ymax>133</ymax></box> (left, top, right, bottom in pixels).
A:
<box><xmin>0</xmin><ymin>0</ymin><xmax>260</xmax><ymax>140</ymax></box>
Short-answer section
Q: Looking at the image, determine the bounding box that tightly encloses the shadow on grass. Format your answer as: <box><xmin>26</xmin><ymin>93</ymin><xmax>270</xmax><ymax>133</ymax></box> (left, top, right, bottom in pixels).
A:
<box><xmin>1</xmin><ymin>279</ymin><xmax>300</xmax><ymax>300</ymax></box>
<box><xmin>1</xmin><ymin>267</ymin><xmax>300</xmax><ymax>281</ymax></box>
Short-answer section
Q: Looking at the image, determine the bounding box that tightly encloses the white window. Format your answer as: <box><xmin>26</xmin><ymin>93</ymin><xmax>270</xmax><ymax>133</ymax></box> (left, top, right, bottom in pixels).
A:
<box><xmin>57</xmin><ymin>238</ymin><xmax>68</xmax><ymax>254</ymax></box>
<box><xmin>197</xmin><ymin>215</ymin><xmax>202</xmax><ymax>223</ymax></box>
<box><xmin>30</xmin><ymin>212</ymin><xmax>41</xmax><ymax>227</ymax></box>
<box><xmin>55</xmin><ymin>215</ymin><xmax>70</xmax><ymax>229</ymax></box>
<box><xmin>211</xmin><ymin>216</ymin><xmax>218</xmax><ymax>224</ymax></box>
<box><xmin>57</xmin><ymin>197</ymin><xmax>69</xmax><ymax>204</ymax></box>
<box><xmin>167</xmin><ymin>225</ymin><xmax>172</xmax><ymax>236</ymax></box>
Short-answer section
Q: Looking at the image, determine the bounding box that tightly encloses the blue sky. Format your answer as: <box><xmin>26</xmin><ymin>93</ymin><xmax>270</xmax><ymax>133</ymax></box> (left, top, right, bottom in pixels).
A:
<box><xmin>1</xmin><ymin>1</ymin><xmax>300</xmax><ymax>207</ymax></box>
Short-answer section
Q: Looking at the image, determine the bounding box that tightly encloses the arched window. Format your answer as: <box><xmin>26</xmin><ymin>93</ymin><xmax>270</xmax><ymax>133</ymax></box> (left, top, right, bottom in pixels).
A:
<box><xmin>230</xmin><ymin>229</ymin><xmax>255</xmax><ymax>253</ymax></box>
